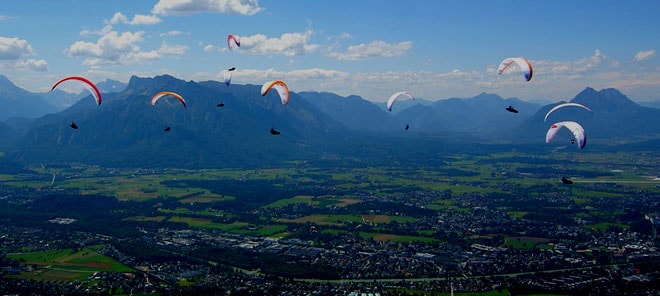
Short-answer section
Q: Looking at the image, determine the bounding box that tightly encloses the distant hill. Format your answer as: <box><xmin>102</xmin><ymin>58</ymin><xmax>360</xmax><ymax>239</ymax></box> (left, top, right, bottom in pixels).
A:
<box><xmin>298</xmin><ymin>91</ymin><xmax>400</xmax><ymax>132</ymax></box>
<box><xmin>396</xmin><ymin>93</ymin><xmax>542</xmax><ymax>137</ymax></box>
<box><xmin>1</xmin><ymin>75</ymin><xmax>658</xmax><ymax>168</ymax></box>
<box><xmin>376</xmin><ymin>96</ymin><xmax>435</xmax><ymax>114</ymax></box>
<box><xmin>96</xmin><ymin>78</ymin><xmax>127</xmax><ymax>94</ymax></box>
<box><xmin>513</xmin><ymin>87</ymin><xmax>660</xmax><ymax>144</ymax></box>
<box><xmin>10</xmin><ymin>75</ymin><xmax>352</xmax><ymax>168</ymax></box>
<box><xmin>0</xmin><ymin>75</ymin><xmax>58</xmax><ymax>120</ymax></box>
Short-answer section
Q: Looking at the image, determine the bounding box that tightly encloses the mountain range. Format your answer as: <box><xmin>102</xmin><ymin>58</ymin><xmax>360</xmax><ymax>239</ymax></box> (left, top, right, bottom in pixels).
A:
<box><xmin>1</xmin><ymin>74</ymin><xmax>658</xmax><ymax>168</ymax></box>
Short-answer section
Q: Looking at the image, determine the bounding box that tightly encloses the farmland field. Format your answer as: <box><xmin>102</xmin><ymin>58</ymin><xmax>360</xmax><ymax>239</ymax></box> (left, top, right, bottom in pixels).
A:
<box><xmin>6</xmin><ymin>245</ymin><xmax>133</xmax><ymax>281</ymax></box>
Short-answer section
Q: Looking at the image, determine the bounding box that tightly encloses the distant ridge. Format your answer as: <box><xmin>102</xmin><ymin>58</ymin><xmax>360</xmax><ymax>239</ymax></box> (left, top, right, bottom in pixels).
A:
<box><xmin>0</xmin><ymin>75</ymin><xmax>58</xmax><ymax>120</ymax></box>
<box><xmin>513</xmin><ymin>87</ymin><xmax>660</xmax><ymax>141</ymax></box>
<box><xmin>0</xmin><ymin>75</ymin><xmax>657</xmax><ymax>168</ymax></box>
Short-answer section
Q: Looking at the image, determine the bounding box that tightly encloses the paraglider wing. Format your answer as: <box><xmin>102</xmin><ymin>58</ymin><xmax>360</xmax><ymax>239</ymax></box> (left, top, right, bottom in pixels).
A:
<box><xmin>505</xmin><ymin>106</ymin><xmax>519</xmax><ymax>113</ymax></box>
<box><xmin>227</xmin><ymin>34</ymin><xmax>240</xmax><ymax>50</ymax></box>
<box><xmin>151</xmin><ymin>91</ymin><xmax>187</xmax><ymax>108</ymax></box>
<box><xmin>70</xmin><ymin>122</ymin><xmax>78</xmax><ymax>129</ymax></box>
<box><xmin>497</xmin><ymin>57</ymin><xmax>533</xmax><ymax>81</ymax></box>
<box><xmin>544</xmin><ymin>102</ymin><xmax>593</xmax><ymax>122</ymax></box>
<box><xmin>51</xmin><ymin>76</ymin><xmax>102</xmax><ymax>106</ymax></box>
<box><xmin>546</xmin><ymin>121</ymin><xmax>587</xmax><ymax>149</ymax></box>
<box><xmin>386</xmin><ymin>91</ymin><xmax>414</xmax><ymax>111</ymax></box>
<box><xmin>561</xmin><ymin>176</ymin><xmax>573</xmax><ymax>184</ymax></box>
<box><xmin>261</xmin><ymin>80</ymin><xmax>290</xmax><ymax>105</ymax></box>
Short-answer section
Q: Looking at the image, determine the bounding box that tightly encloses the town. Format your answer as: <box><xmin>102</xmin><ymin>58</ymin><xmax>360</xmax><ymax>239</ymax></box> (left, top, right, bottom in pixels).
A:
<box><xmin>0</xmin><ymin>158</ymin><xmax>658</xmax><ymax>295</ymax></box>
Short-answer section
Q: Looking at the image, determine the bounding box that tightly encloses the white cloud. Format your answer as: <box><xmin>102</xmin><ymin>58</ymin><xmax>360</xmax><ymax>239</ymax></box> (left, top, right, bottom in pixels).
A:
<box><xmin>81</xmin><ymin>25</ymin><xmax>113</xmax><ymax>37</ymax></box>
<box><xmin>110</xmin><ymin>12</ymin><xmax>161</xmax><ymax>25</ymax></box>
<box><xmin>18</xmin><ymin>59</ymin><xmax>48</xmax><ymax>71</ymax></box>
<box><xmin>66</xmin><ymin>30</ymin><xmax>188</xmax><ymax>67</ymax></box>
<box><xmin>152</xmin><ymin>0</ymin><xmax>262</xmax><ymax>16</ymax></box>
<box><xmin>130</xmin><ymin>14</ymin><xmax>162</xmax><ymax>25</ymax></box>
<box><xmin>328</xmin><ymin>40</ymin><xmax>413</xmax><ymax>61</ymax></box>
<box><xmin>0</xmin><ymin>37</ymin><xmax>34</xmax><ymax>60</ymax></box>
<box><xmin>633</xmin><ymin>49</ymin><xmax>655</xmax><ymax>62</ymax></box>
<box><xmin>161</xmin><ymin>30</ymin><xmax>183</xmax><ymax>37</ymax></box>
<box><xmin>109</xmin><ymin>12</ymin><xmax>129</xmax><ymax>24</ymax></box>
<box><xmin>235</xmin><ymin>68</ymin><xmax>347</xmax><ymax>81</ymax></box>
<box><xmin>0</xmin><ymin>37</ymin><xmax>48</xmax><ymax>72</ymax></box>
<box><xmin>526</xmin><ymin>49</ymin><xmax>613</xmax><ymax>80</ymax></box>
<box><xmin>239</xmin><ymin>30</ymin><xmax>319</xmax><ymax>56</ymax></box>
<box><xmin>203</xmin><ymin>44</ymin><xmax>222</xmax><ymax>52</ymax></box>
<box><xmin>159</xmin><ymin>42</ymin><xmax>188</xmax><ymax>56</ymax></box>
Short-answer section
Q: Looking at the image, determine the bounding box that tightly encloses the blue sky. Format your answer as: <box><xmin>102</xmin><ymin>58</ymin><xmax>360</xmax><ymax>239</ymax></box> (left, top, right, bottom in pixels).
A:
<box><xmin>1</xmin><ymin>0</ymin><xmax>659</xmax><ymax>103</ymax></box>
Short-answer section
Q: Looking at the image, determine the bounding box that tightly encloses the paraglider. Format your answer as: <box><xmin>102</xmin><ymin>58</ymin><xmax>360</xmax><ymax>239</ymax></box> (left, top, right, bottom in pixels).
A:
<box><xmin>544</xmin><ymin>102</ymin><xmax>593</xmax><ymax>122</ymax></box>
<box><xmin>497</xmin><ymin>57</ymin><xmax>533</xmax><ymax>82</ymax></box>
<box><xmin>405</xmin><ymin>124</ymin><xmax>410</xmax><ymax>130</ymax></box>
<box><xmin>223</xmin><ymin>67</ymin><xmax>235</xmax><ymax>86</ymax></box>
<box><xmin>261</xmin><ymin>80</ymin><xmax>290</xmax><ymax>105</ymax></box>
<box><xmin>217</xmin><ymin>102</ymin><xmax>225</xmax><ymax>107</ymax></box>
<box><xmin>51</xmin><ymin>76</ymin><xmax>102</xmax><ymax>106</ymax></box>
<box><xmin>151</xmin><ymin>91</ymin><xmax>187</xmax><ymax>108</ymax></box>
<box><xmin>70</xmin><ymin>122</ymin><xmax>78</xmax><ymax>129</ymax></box>
<box><xmin>261</xmin><ymin>80</ymin><xmax>290</xmax><ymax>134</ymax></box>
<box><xmin>386</xmin><ymin>91</ymin><xmax>414</xmax><ymax>111</ymax></box>
<box><xmin>546</xmin><ymin>121</ymin><xmax>587</xmax><ymax>149</ymax></box>
<box><xmin>505</xmin><ymin>105</ymin><xmax>519</xmax><ymax>113</ymax></box>
<box><xmin>561</xmin><ymin>176</ymin><xmax>573</xmax><ymax>184</ymax></box>
<box><xmin>164</xmin><ymin>126</ymin><xmax>171</xmax><ymax>132</ymax></box>
<box><xmin>227</xmin><ymin>34</ymin><xmax>240</xmax><ymax>50</ymax></box>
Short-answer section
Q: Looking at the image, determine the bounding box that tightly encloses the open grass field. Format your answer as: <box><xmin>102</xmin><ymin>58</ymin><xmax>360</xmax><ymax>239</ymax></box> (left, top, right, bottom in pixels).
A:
<box><xmin>6</xmin><ymin>245</ymin><xmax>133</xmax><ymax>282</ymax></box>
<box><xmin>2</xmin><ymin>150</ymin><xmax>658</xmax><ymax>251</ymax></box>
<box><xmin>278</xmin><ymin>214</ymin><xmax>417</xmax><ymax>226</ymax></box>
<box><xmin>263</xmin><ymin>195</ymin><xmax>362</xmax><ymax>208</ymax></box>
<box><xmin>6</xmin><ymin>150</ymin><xmax>658</xmax><ymax>204</ymax></box>
<box><xmin>582</xmin><ymin>222</ymin><xmax>630</xmax><ymax>231</ymax></box>
<box><xmin>167</xmin><ymin>216</ymin><xmax>288</xmax><ymax>236</ymax></box>
<box><xmin>360</xmin><ymin>232</ymin><xmax>438</xmax><ymax>243</ymax></box>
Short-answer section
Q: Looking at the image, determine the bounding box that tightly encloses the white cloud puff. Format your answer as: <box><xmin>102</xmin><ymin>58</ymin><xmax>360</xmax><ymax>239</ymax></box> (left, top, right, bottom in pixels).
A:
<box><xmin>17</xmin><ymin>59</ymin><xmax>48</xmax><ymax>71</ymax></box>
<box><xmin>65</xmin><ymin>30</ymin><xmax>187</xmax><ymax>67</ymax></box>
<box><xmin>161</xmin><ymin>30</ymin><xmax>183</xmax><ymax>37</ymax></box>
<box><xmin>633</xmin><ymin>49</ymin><xmax>655</xmax><ymax>62</ymax></box>
<box><xmin>110</xmin><ymin>12</ymin><xmax>161</xmax><ymax>25</ymax></box>
<box><xmin>0</xmin><ymin>37</ymin><xmax>34</xmax><ymax>60</ymax></box>
<box><xmin>327</xmin><ymin>40</ymin><xmax>412</xmax><ymax>61</ymax></box>
<box><xmin>239</xmin><ymin>30</ymin><xmax>319</xmax><ymax>56</ymax></box>
<box><xmin>152</xmin><ymin>0</ymin><xmax>262</xmax><ymax>16</ymax></box>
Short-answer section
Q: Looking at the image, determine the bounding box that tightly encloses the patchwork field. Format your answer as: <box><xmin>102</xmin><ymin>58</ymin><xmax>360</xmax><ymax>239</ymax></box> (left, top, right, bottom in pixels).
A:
<box><xmin>6</xmin><ymin>245</ymin><xmax>133</xmax><ymax>281</ymax></box>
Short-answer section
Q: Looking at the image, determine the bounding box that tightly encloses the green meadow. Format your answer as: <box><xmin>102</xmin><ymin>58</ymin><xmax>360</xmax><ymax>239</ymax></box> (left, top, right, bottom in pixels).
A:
<box><xmin>6</xmin><ymin>245</ymin><xmax>133</xmax><ymax>282</ymax></box>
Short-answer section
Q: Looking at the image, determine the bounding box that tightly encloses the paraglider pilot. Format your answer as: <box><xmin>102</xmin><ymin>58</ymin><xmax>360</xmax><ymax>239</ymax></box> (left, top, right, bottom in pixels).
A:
<box><xmin>270</xmin><ymin>128</ymin><xmax>281</xmax><ymax>135</ymax></box>
<box><xmin>70</xmin><ymin>122</ymin><xmax>78</xmax><ymax>129</ymax></box>
<box><xmin>164</xmin><ymin>126</ymin><xmax>171</xmax><ymax>132</ymax></box>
